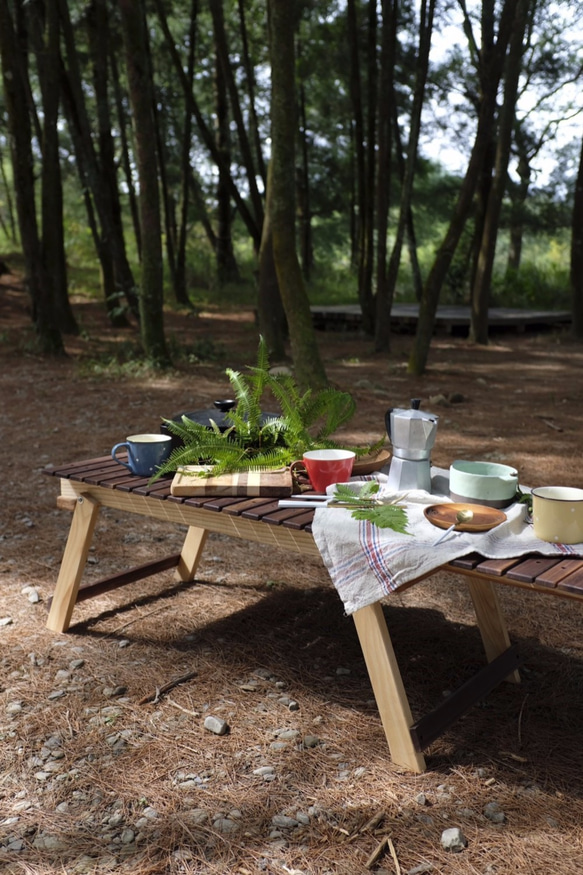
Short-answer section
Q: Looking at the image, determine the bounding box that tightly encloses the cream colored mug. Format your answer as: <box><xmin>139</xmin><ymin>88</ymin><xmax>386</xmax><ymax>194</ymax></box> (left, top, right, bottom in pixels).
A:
<box><xmin>531</xmin><ymin>486</ymin><xmax>583</xmax><ymax>544</ymax></box>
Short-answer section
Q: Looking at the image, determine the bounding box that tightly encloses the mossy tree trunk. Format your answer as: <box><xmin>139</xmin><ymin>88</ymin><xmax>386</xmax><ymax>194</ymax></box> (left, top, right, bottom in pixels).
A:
<box><xmin>257</xmin><ymin>161</ymin><xmax>287</xmax><ymax>361</ymax></box>
<box><xmin>571</xmin><ymin>132</ymin><xmax>583</xmax><ymax>340</ymax></box>
<box><xmin>119</xmin><ymin>0</ymin><xmax>170</xmax><ymax>367</ymax></box>
<box><xmin>34</xmin><ymin>0</ymin><xmax>78</xmax><ymax>336</ymax></box>
<box><xmin>0</xmin><ymin>0</ymin><xmax>64</xmax><ymax>354</ymax></box>
<box><xmin>267</xmin><ymin>0</ymin><xmax>327</xmax><ymax>391</ymax></box>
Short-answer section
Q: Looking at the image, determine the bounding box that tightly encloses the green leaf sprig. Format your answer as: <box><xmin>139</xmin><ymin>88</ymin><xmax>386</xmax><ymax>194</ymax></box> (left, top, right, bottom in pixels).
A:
<box><xmin>516</xmin><ymin>487</ymin><xmax>532</xmax><ymax>515</ymax></box>
<box><xmin>330</xmin><ymin>482</ymin><xmax>410</xmax><ymax>534</ymax></box>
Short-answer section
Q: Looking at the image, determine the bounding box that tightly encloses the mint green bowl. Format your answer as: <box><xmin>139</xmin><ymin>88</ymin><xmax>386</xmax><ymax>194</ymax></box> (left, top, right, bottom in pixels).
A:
<box><xmin>449</xmin><ymin>460</ymin><xmax>519</xmax><ymax>508</ymax></box>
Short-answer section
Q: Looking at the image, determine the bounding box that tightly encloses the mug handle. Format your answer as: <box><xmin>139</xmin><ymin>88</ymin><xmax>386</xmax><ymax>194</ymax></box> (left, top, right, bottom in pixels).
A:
<box><xmin>111</xmin><ymin>442</ymin><xmax>132</xmax><ymax>471</ymax></box>
<box><xmin>289</xmin><ymin>459</ymin><xmax>308</xmax><ymax>489</ymax></box>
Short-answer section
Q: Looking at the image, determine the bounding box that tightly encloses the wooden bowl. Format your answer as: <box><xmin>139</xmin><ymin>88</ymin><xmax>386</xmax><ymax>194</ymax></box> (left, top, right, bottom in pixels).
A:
<box><xmin>351</xmin><ymin>447</ymin><xmax>391</xmax><ymax>476</ymax></box>
<box><xmin>424</xmin><ymin>503</ymin><xmax>507</xmax><ymax>533</ymax></box>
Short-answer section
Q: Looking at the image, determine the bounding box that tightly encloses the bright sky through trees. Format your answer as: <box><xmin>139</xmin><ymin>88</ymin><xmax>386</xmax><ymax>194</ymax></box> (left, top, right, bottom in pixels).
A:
<box><xmin>422</xmin><ymin>0</ymin><xmax>583</xmax><ymax>188</ymax></box>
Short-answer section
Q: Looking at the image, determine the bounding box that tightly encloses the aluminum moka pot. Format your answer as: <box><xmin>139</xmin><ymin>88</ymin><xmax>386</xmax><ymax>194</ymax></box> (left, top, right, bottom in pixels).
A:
<box><xmin>385</xmin><ymin>398</ymin><xmax>438</xmax><ymax>492</ymax></box>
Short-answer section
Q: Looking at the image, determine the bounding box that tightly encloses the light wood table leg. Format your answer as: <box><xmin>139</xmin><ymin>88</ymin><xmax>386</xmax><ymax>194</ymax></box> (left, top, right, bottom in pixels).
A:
<box><xmin>352</xmin><ymin>602</ymin><xmax>426</xmax><ymax>773</ymax></box>
<box><xmin>46</xmin><ymin>494</ymin><xmax>101</xmax><ymax>633</ymax></box>
<box><xmin>467</xmin><ymin>578</ymin><xmax>520</xmax><ymax>684</ymax></box>
<box><xmin>175</xmin><ymin>526</ymin><xmax>208</xmax><ymax>581</ymax></box>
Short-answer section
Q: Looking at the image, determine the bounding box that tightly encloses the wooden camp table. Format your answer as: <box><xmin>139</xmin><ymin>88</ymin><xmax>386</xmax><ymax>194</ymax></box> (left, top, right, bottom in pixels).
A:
<box><xmin>43</xmin><ymin>457</ymin><xmax>583</xmax><ymax>773</ymax></box>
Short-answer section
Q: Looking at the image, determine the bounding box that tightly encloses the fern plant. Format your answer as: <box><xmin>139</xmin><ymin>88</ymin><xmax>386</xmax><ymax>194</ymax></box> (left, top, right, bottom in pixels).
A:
<box><xmin>153</xmin><ymin>337</ymin><xmax>379</xmax><ymax>480</ymax></box>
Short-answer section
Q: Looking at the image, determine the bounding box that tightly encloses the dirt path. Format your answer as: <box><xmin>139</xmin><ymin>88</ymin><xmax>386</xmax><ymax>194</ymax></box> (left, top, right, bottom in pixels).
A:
<box><xmin>2</xmin><ymin>279</ymin><xmax>583</xmax><ymax>874</ymax></box>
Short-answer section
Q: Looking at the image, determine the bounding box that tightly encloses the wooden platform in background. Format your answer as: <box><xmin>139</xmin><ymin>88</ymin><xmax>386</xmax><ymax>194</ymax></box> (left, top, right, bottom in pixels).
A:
<box><xmin>311</xmin><ymin>304</ymin><xmax>571</xmax><ymax>334</ymax></box>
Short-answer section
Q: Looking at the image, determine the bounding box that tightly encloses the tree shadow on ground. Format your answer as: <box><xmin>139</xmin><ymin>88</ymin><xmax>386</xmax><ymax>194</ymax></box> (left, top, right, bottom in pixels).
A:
<box><xmin>67</xmin><ymin>575</ymin><xmax>583</xmax><ymax>795</ymax></box>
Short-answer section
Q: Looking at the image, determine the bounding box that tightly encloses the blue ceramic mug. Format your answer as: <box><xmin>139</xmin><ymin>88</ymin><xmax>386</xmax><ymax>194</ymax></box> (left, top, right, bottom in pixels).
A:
<box><xmin>111</xmin><ymin>433</ymin><xmax>172</xmax><ymax>477</ymax></box>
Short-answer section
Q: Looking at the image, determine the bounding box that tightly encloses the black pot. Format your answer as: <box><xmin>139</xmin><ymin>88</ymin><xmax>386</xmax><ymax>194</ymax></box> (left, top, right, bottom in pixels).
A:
<box><xmin>160</xmin><ymin>400</ymin><xmax>277</xmax><ymax>450</ymax></box>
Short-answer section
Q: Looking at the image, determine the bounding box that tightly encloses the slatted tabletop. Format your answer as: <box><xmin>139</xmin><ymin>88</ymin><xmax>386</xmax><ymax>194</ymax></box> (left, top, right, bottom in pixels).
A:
<box><xmin>44</xmin><ymin>456</ymin><xmax>317</xmax><ymax>531</ymax></box>
<box><xmin>44</xmin><ymin>456</ymin><xmax>583</xmax><ymax>602</ymax></box>
<box><xmin>448</xmin><ymin>552</ymin><xmax>583</xmax><ymax>600</ymax></box>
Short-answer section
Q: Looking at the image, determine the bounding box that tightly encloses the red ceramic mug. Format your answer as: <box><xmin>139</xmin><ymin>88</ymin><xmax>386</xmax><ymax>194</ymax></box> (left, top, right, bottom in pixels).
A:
<box><xmin>291</xmin><ymin>449</ymin><xmax>355</xmax><ymax>493</ymax></box>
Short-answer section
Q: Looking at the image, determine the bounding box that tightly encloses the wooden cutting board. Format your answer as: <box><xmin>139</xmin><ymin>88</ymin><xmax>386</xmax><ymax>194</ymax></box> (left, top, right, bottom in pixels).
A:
<box><xmin>170</xmin><ymin>466</ymin><xmax>294</xmax><ymax>497</ymax></box>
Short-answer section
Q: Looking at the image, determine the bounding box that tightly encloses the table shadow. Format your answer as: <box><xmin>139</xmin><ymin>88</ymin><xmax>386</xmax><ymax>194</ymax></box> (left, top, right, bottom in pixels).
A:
<box><xmin>65</xmin><ymin>574</ymin><xmax>583</xmax><ymax>789</ymax></box>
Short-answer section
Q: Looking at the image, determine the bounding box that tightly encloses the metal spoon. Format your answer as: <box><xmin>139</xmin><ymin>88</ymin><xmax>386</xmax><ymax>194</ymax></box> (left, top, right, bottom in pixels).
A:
<box><xmin>432</xmin><ymin>508</ymin><xmax>474</xmax><ymax>546</ymax></box>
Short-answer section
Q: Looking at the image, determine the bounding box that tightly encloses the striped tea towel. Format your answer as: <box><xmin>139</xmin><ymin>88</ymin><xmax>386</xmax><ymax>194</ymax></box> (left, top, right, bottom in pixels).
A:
<box><xmin>312</xmin><ymin>469</ymin><xmax>583</xmax><ymax>615</ymax></box>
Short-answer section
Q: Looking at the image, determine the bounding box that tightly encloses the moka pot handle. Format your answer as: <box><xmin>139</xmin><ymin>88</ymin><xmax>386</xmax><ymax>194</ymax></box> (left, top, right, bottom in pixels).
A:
<box><xmin>385</xmin><ymin>409</ymin><xmax>394</xmax><ymax>441</ymax></box>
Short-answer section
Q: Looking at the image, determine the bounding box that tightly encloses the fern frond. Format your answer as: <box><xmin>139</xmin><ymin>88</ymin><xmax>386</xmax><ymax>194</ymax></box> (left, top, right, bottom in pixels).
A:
<box><xmin>264</xmin><ymin>371</ymin><xmax>303</xmax><ymax>416</ymax></box>
<box><xmin>246</xmin><ymin>336</ymin><xmax>271</xmax><ymax>404</ymax></box>
<box><xmin>210</xmin><ymin>447</ymin><xmax>294</xmax><ymax>477</ymax></box>
<box><xmin>308</xmin><ymin>388</ymin><xmax>356</xmax><ymax>441</ymax></box>
<box><xmin>153</xmin><ymin>338</ymin><xmax>372</xmax><ymax>483</ymax></box>
<box><xmin>255</xmin><ymin>335</ymin><xmax>270</xmax><ymax>374</ymax></box>
<box><xmin>224</xmin><ymin>369</ymin><xmax>249</xmax><ymax>415</ymax></box>
<box><xmin>258</xmin><ymin>416</ymin><xmax>287</xmax><ymax>441</ymax></box>
<box><xmin>225</xmin><ymin>367</ymin><xmax>263</xmax><ymax>435</ymax></box>
<box><xmin>161</xmin><ymin>416</ymin><xmax>211</xmax><ymax>443</ymax></box>
<box><xmin>264</xmin><ymin>375</ymin><xmax>311</xmax><ymax>443</ymax></box>
<box><xmin>150</xmin><ymin>445</ymin><xmax>205</xmax><ymax>481</ymax></box>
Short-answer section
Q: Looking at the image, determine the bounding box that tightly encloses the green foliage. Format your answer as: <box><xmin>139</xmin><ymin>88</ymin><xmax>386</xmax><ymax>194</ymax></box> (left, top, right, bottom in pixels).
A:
<box><xmin>2</xmin><ymin>0</ymin><xmax>579</xmax><ymax>335</ymax></box>
<box><xmin>331</xmin><ymin>482</ymin><xmax>410</xmax><ymax>533</ymax></box>
<box><xmin>153</xmin><ymin>336</ymin><xmax>370</xmax><ymax>480</ymax></box>
<box><xmin>166</xmin><ymin>334</ymin><xmax>226</xmax><ymax>364</ymax></box>
<box><xmin>77</xmin><ymin>356</ymin><xmax>155</xmax><ymax>381</ymax></box>
<box><xmin>491</xmin><ymin>252</ymin><xmax>570</xmax><ymax>310</ymax></box>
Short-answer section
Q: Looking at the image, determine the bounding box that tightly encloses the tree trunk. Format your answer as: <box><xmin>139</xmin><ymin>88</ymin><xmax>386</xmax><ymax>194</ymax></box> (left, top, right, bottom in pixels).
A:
<box><xmin>209</xmin><ymin>0</ymin><xmax>264</xmax><ymax>236</ymax></box>
<box><xmin>86</xmin><ymin>0</ymin><xmax>130</xmax><ymax>326</ymax></box>
<box><xmin>268</xmin><ymin>0</ymin><xmax>327</xmax><ymax>390</ymax></box>
<box><xmin>376</xmin><ymin>0</ymin><xmax>433</xmax><ymax>352</ymax></box>
<box><xmin>297</xmin><ymin>40</ymin><xmax>313</xmax><ymax>282</ymax></box>
<box><xmin>392</xmin><ymin>105</ymin><xmax>424</xmax><ymax>301</ymax></box>
<box><xmin>188</xmin><ymin>168</ymin><xmax>218</xmax><ymax>252</ymax></box>
<box><xmin>237</xmin><ymin>0</ymin><xmax>266</xmax><ymax>186</ymax></box>
<box><xmin>360</xmin><ymin>0</ymin><xmax>377</xmax><ymax>336</ymax></box>
<box><xmin>571</xmin><ymin>131</ymin><xmax>583</xmax><ymax>339</ymax></box>
<box><xmin>258</xmin><ymin>160</ymin><xmax>287</xmax><ymax>360</ymax></box>
<box><xmin>118</xmin><ymin>0</ymin><xmax>170</xmax><ymax>367</ymax></box>
<box><xmin>61</xmin><ymin>87</ymin><xmax>122</xmax><ymax>323</ymax></box>
<box><xmin>407</xmin><ymin>90</ymin><xmax>498</xmax><ymax>375</ymax></box>
<box><xmin>408</xmin><ymin>0</ymin><xmax>517</xmax><ymax>375</ymax></box>
<box><xmin>382</xmin><ymin>0</ymin><xmax>432</xmax><ymax>349</ymax></box>
<box><xmin>110</xmin><ymin>46</ymin><xmax>141</xmax><ymax>259</ymax></box>
<box><xmin>0</xmin><ymin>144</ymin><xmax>18</xmax><ymax>243</ymax></box>
<box><xmin>213</xmin><ymin>15</ymin><xmax>240</xmax><ymax>285</ymax></box>
<box><xmin>346</xmin><ymin>0</ymin><xmax>373</xmax><ymax>331</ymax></box>
<box><xmin>373</xmin><ymin>0</ymin><xmax>396</xmax><ymax>353</ymax></box>
<box><xmin>155</xmin><ymin>109</ymin><xmax>178</xmax><ymax>297</ymax></box>
<box><xmin>174</xmin><ymin>0</ymin><xmax>199</xmax><ymax>309</ymax></box>
<box><xmin>0</xmin><ymin>0</ymin><xmax>64</xmax><ymax>354</ymax></box>
<box><xmin>506</xmin><ymin>146</ymin><xmax>531</xmax><ymax>273</ymax></box>
<box><xmin>150</xmin><ymin>72</ymin><xmax>185</xmax><ymax>305</ymax></box>
<box><xmin>58</xmin><ymin>0</ymin><xmax>140</xmax><ymax>321</ymax></box>
<box><xmin>35</xmin><ymin>0</ymin><xmax>78</xmax><ymax>335</ymax></box>
<box><xmin>469</xmin><ymin>0</ymin><xmax>531</xmax><ymax>345</ymax></box>
<box><xmin>154</xmin><ymin>0</ymin><xmax>262</xmax><ymax>252</ymax></box>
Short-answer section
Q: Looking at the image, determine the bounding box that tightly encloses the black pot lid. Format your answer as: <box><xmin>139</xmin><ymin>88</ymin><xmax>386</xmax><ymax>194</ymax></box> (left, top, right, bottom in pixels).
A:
<box><xmin>164</xmin><ymin>400</ymin><xmax>277</xmax><ymax>431</ymax></box>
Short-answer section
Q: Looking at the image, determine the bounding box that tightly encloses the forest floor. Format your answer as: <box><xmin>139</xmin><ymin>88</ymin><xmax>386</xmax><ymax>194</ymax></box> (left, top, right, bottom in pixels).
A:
<box><xmin>2</xmin><ymin>269</ymin><xmax>583</xmax><ymax>875</ymax></box>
